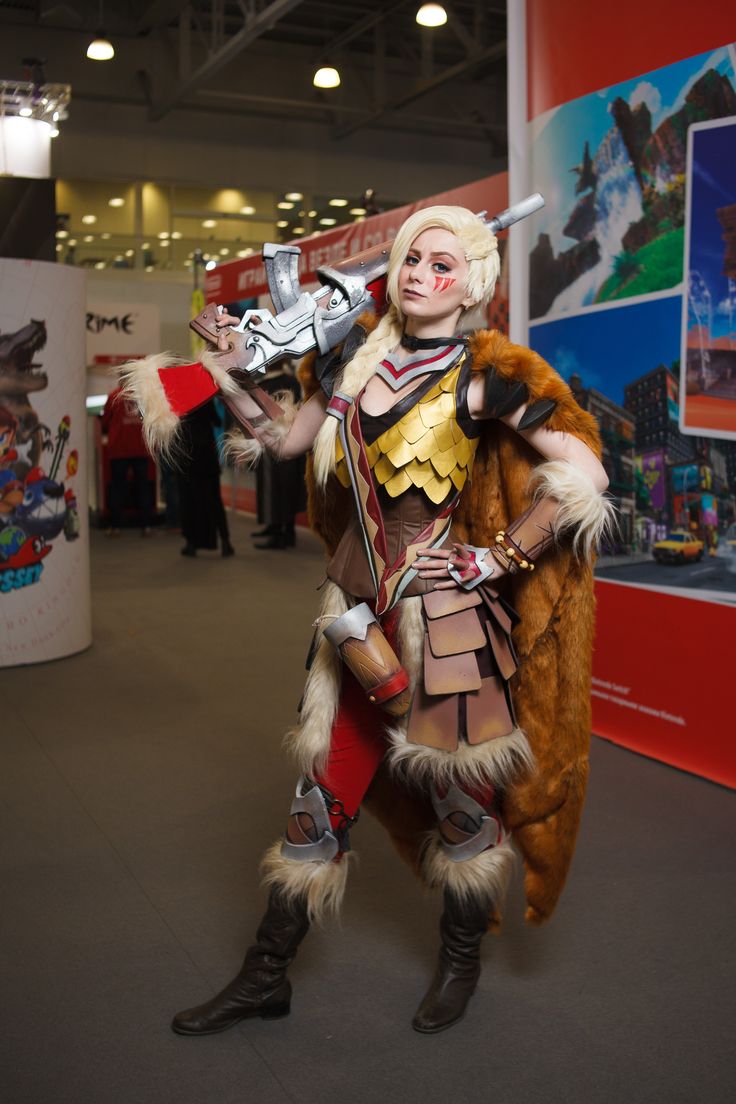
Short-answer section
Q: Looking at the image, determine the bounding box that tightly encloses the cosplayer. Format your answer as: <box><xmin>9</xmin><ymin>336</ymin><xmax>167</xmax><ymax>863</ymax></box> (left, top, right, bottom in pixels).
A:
<box><xmin>124</xmin><ymin>204</ymin><xmax>613</xmax><ymax>1035</ymax></box>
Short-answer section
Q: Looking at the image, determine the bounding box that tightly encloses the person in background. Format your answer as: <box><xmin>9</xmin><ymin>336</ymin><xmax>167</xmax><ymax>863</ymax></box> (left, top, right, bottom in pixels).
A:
<box><xmin>177</xmin><ymin>399</ymin><xmax>234</xmax><ymax>558</ymax></box>
<box><xmin>101</xmin><ymin>385</ymin><xmax>154</xmax><ymax>536</ymax></box>
<box><xmin>252</xmin><ymin>358</ymin><xmax>305</xmax><ymax>550</ymax></box>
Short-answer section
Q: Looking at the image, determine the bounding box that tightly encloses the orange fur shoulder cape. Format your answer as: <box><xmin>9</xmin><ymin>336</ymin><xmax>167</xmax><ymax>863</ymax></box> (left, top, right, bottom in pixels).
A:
<box><xmin>298</xmin><ymin>316</ymin><xmax>602</xmax><ymax>926</ymax></box>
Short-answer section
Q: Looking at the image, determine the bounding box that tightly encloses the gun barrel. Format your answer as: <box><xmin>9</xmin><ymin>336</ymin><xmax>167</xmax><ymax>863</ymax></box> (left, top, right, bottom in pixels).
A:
<box><xmin>484</xmin><ymin>193</ymin><xmax>545</xmax><ymax>234</ymax></box>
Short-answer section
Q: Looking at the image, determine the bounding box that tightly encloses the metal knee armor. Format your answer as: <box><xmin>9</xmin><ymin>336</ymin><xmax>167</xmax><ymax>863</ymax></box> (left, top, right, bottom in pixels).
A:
<box><xmin>431</xmin><ymin>783</ymin><xmax>503</xmax><ymax>862</ymax></box>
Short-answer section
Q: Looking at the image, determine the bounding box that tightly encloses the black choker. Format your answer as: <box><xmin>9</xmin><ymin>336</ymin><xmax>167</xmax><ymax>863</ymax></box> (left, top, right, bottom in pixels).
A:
<box><xmin>400</xmin><ymin>333</ymin><xmax>466</xmax><ymax>352</ymax></box>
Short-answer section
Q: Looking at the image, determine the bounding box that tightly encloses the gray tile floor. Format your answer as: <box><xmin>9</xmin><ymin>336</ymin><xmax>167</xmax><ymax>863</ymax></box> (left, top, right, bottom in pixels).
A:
<box><xmin>1</xmin><ymin>514</ymin><xmax>734</xmax><ymax>1104</ymax></box>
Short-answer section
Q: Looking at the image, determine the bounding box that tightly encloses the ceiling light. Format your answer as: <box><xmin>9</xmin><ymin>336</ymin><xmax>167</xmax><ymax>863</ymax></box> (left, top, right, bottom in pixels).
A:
<box><xmin>101</xmin><ymin>232</ymin><xmax>110</xmax><ymax>239</ymax></box>
<box><xmin>307</xmin><ymin>210</ymin><xmax>316</xmax><ymax>218</ymax></box>
<box><xmin>52</xmin><ymin>111</ymin><xmax>59</xmax><ymax>121</ymax></box>
<box><xmin>293</xmin><ymin>227</ymin><xmax>305</xmax><ymax>235</ymax></box>
<box><xmin>82</xmin><ymin>214</ymin><xmax>97</xmax><ymax>225</ymax></box>
<box><xmin>202</xmin><ymin>219</ymin><xmax>216</xmax><ymax>229</ymax></box>
<box><xmin>313</xmin><ymin>66</ymin><xmax>340</xmax><ymax>89</ymax></box>
<box><xmin>219</xmin><ymin>248</ymin><xmax>230</xmax><ymax>255</ymax></box>
<box><xmin>19</xmin><ymin>106</ymin><xmax>33</xmax><ymax>118</ymax></box>
<box><xmin>160</xmin><ymin>239</ymin><xmax>170</xmax><ymax>247</ymax></box>
<box><xmin>319</xmin><ymin>217</ymin><xmax>337</xmax><ymax>227</ymax></box>
<box><xmin>416</xmin><ymin>3</ymin><xmax>448</xmax><ymax>27</ymax></box>
<box><xmin>84</xmin><ymin>235</ymin><xmax>94</xmax><ymax>243</ymax></box>
<box><xmin>285</xmin><ymin>192</ymin><xmax>303</xmax><ymax>202</ymax></box>
<box><xmin>56</xmin><ymin>229</ymin><xmax>69</xmax><ymax>239</ymax></box>
<box><xmin>276</xmin><ymin>220</ymin><xmax>289</xmax><ymax>228</ymax></box>
<box><xmin>87</xmin><ymin>37</ymin><xmax>115</xmax><ymax>61</ymax></box>
<box><xmin>237</xmin><ymin>248</ymin><xmax>253</xmax><ymax>258</ymax></box>
<box><xmin>69</xmin><ymin>239</ymin><xmax>78</xmax><ymax>246</ymax></box>
<box><xmin>115</xmin><ymin>254</ymin><xmax>123</xmax><ymax>262</ymax></box>
<box><xmin>49</xmin><ymin>127</ymin><xmax>60</xmax><ymax>137</ymax></box>
<box><xmin>142</xmin><ymin>242</ymin><xmax>150</xmax><ymax>250</ymax></box>
<box><xmin>145</xmin><ymin>265</ymin><xmax>154</xmax><ymax>272</ymax></box>
<box><xmin>350</xmin><ymin>207</ymin><xmax>367</xmax><ymax>216</ymax></box>
<box><xmin>240</xmin><ymin>205</ymin><xmax>255</xmax><ymax>215</ymax></box>
<box><xmin>205</xmin><ymin>260</ymin><xmax>217</xmax><ymax>271</ymax></box>
<box><xmin>94</xmin><ymin>261</ymin><xmax>105</xmax><ymax>269</ymax></box>
<box><xmin>55</xmin><ymin>244</ymin><xmax>62</xmax><ymax>252</ymax></box>
<box><xmin>277</xmin><ymin>201</ymin><xmax>294</xmax><ymax>210</ymax></box>
<box><xmin>108</xmin><ymin>197</ymin><xmax>124</xmax><ymax>207</ymax></box>
<box><xmin>125</xmin><ymin>249</ymin><xmax>134</xmax><ymax>257</ymax></box>
<box><xmin>329</xmin><ymin>198</ymin><xmax>349</xmax><ymax>207</ymax></box>
<box><xmin>171</xmin><ymin>231</ymin><xmax>182</xmax><ymax>240</ymax></box>
<box><xmin>158</xmin><ymin>231</ymin><xmax>169</xmax><ymax>239</ymax></box>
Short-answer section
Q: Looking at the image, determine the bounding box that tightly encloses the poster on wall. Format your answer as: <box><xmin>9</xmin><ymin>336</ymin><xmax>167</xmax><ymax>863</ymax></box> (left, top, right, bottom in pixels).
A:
<box><xmin>680</xmin><ymin>115</ymin><xmax>736</xmax><ymax>441</ymax></box>
<box><xmin>526</xmin><ymin>45</ymin><xmax>736</xmax><ymax>605</ymax></box>
<box><xmin>0</xmin><ymin>259</ymin><xmax>90</xmax><ymax>667</ymax></box>
<box><xmin>510</xmin><ymin>1</ymin><xmax>735</xmax><ymax>785</ymax></box>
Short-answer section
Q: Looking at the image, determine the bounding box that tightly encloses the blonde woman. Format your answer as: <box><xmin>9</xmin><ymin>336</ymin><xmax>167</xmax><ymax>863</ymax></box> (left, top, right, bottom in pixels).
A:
<box><xmin>169</xmin><ymin>206</ymin><xmax>613</xmax><ymax>1035</ymax></box>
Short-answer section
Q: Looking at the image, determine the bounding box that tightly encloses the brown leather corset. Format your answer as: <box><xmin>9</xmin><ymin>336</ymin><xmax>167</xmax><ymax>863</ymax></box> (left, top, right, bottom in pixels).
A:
<box><xmin>326</xmin><ymin>486</ymin><xmax>456</xmax><ymax>600</ymax></box>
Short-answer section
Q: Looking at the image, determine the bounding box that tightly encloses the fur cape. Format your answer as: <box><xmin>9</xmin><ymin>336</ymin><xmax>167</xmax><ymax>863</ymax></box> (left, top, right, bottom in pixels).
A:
<box><xmin>298</xmin><ymin>315</ymin><xmax>602</xmax><ymax>926</ymax></box>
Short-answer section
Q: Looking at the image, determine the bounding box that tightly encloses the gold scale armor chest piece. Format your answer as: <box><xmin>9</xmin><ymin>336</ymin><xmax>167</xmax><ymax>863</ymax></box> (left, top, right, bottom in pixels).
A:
<box><xmin>334</xmin><ymin>361</ymin><xmax>480</xmax><ymax>505</ymax></box>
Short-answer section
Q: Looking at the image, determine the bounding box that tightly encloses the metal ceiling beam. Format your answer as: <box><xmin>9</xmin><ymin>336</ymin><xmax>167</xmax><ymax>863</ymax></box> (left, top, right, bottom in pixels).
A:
<box><xmin>148</xmin><ymin>0</ymin><xmax>304</xmax><ymax>121</ymax></box>
<box><xmin>335</xmin><ymin>38</ymin><xmax>506</xmax><ymax>139</ymax></box>
<box><xmin>318</xmin><ymin>0</ymin><xmax>410</xmax><ymax>56</ymax></box>
<box><xmin>136</xmin><ymin>1</ymin><xmax>190</xmax><ymax>35</ymax></box>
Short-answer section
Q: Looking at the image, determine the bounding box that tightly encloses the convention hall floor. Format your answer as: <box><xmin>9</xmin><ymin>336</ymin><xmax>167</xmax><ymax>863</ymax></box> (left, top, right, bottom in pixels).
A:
<box><xmin>2</xmin><ymin>513</ymin><xmax>733</xmax><ymax>1104</ymax></box>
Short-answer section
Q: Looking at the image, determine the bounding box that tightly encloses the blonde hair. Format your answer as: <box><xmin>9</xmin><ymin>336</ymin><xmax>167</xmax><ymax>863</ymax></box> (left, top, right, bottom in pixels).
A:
<box><xmin>313</xmin><ymin>205</ymin><xmax>499</xmax><ymax>485</ymax></box>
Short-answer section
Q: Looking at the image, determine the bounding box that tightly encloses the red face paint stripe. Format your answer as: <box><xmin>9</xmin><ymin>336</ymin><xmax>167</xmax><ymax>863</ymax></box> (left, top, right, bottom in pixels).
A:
<box><xmin>433</xmin><ymin>275</ymin><xmax>455</xmax><ymax>293</ymax></box>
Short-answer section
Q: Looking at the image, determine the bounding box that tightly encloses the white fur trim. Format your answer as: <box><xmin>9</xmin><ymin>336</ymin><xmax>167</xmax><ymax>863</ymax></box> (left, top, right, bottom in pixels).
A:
<box><xmin>223</xmin><ymin>392</ymin><xmax>299</xmax><ymax>468</ymax></box>
<box><xmin>285</xmin><ymin>581</ymin><xmax>349</xmax><ymax>775</ymax></box>
<box><xmin>119</xmin><ymin>352</ymin><xmax>183</xmax><ymax>455</ymax></box>
<box><xmin>260</xmin><ymin>841</ymin><xmax>352</xmax><ymax>924</ymax></box>
<box><xmin>387</xmin><ymin>725</ymin><xmax>535</xmax><ymax>791</ymax></box>
<box><xmin>199</xmin><ymin>348</ymin><xmax>243</xmax><ymax>396</ymax></box>
<box><xmin>421</xmin><ymin>833</ymin><xmax>516</xmax><ymax>906</ymax></box>
<box><xmin>530</xmin><ymin>459</ymin><xmax>617</xmax><ymax>560</ymax></box>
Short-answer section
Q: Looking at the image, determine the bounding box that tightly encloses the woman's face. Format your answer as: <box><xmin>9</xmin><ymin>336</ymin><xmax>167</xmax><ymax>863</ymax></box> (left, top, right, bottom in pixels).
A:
<box><xmin>397</xmin><ymin>227</ymin><xmax>471</xmax><ymax>328</ymax></box>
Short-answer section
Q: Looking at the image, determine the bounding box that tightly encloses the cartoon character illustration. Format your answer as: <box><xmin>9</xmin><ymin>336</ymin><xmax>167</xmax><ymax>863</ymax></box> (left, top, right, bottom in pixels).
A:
<box><xmin>0</xmin><ymin>320</ymin><xmax>51</xmax><ymax>477</ymax></box>
<box><xmin>0</xmin><ymin>404</ymin><xmax>19</xmax><ymax>465</ymax></box>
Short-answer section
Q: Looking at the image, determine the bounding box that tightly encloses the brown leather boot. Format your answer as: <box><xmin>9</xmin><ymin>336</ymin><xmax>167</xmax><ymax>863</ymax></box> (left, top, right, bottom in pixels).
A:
<box><xmin>171</xmin><ymin>890</ymin><xmax>310</xmax><ymax>1035</ymax></box>
<box><xmin>412</xmin><ymin>890</ymin><xmax>491</xmax><ymax>1034</ymax></box>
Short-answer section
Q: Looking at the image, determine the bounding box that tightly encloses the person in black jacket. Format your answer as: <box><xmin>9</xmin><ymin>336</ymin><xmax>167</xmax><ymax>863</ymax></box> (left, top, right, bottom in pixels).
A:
<box><xmin>177</xmin><ymin>400</ymin><xmax>234</xmax><ymax>557</ymax></box>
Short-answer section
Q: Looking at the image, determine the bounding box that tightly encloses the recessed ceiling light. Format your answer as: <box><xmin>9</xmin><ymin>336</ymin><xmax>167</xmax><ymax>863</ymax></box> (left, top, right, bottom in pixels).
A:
<box><xmin>319</xmin><ymin>217</ymin><xmax>337</xmax><ymax>226</ymax></box>
<box><xmin>236</xmin><ymin>248</ymin><xmax>253</xmax><ymax>258</ymax></box>
<box><xmin>240</xmin><ymin>205</ymin><xmax>255</xmax><ymax>215</ymax></box>
<box><xmin>142</xmin><ymin>242</ymin><xmax>150</xmax><ymax>250</ymax></box>
<box><xmin>56</xmin><ymin>229</ymin><xmax>69</xmax><ymax>239</ymax></box>
<box><xmin>55</xmin><ymin>244</ymin><xmax>63</xmax><ymax>252</ymax></box>
<box><xmin>84</xmin><ymin>235</ymin><xmax>94</xmax><ymax>243</ymax></box>
<box><xmin>293</xmin><ymin>227</ymin><xmax>305</xmax><ymax>235</ymax></box>
<box><xmin>171</xmin><ymin>231</ymin><xmax>182</xmax><ymax>239</ymax></box>
<box><xmin>125</xmin><ymin>249</ymin><xmax>134</xmax><ymax>256</ymax></box>
<box><xmin>329</xmin><ymin>198</ymin><xmax>349</xmax><ymax>207</ymax></box>
<box><xmin>115</xmin><ymin>255</ymin><xmax>123</xmax><ymax>262</ymax></box>
<box><xmin>276</xmin><ymin>220</ymin><xmax>289</xmax><ymax>228</ymax></box>
<box><xmin>49</xmin><ymin>126</ymin><xmax>59</xmax><ymax>137</ymax></box>
<box><xmin>19</xmin><ymin>106</ymin><xmax>33</xmax><ymax>118</ymax></box>
<box><xmin>313</xmin><ymin>66</ymin><xmax>340</xmax><ymax>89</ymax></box>
<box><xmin>219</xmin><ymin>248</ymin><xmax>230</xmax><ymax>255</ymax></box>
<box><xmin>350</xmin><ymin>207</ymin><xmax>367</xmax><ymax>216</ymax></box>
<box><xmin>160</xmin><ymin>239</ymin><xmax>170</xmax><ymax>247</ymax></box>
<box><xmin>94</xmin><ymin>261</ymin><xmax>105</xmax><ymax>269</ymax></box>
<box><xmin>158</xmin><ymin>232</ymin><xmax>169</xmax><ymax>240</ymax></box>
<box><xmin>205</xmin><ymin>260</ymin><xmax>217</xmax><ymax>271</ymax></box>
<box><xmin>145</xmin><ymin>265</ymin><xmax>154</xmax><ymax>272</ymax></box>
<box><xmin>277</xmin><ymin>201</ymin><xmax>294</xmax><ymax>210</ymax></box>
<box><xmin>101</xmin><ymin>232</ymin><xmax>110</xmax><ymax>240</ymax></box>
<box><xmin>285</xmin><ymin>192</ymin><xmax>303</xmax><ymax>202</ymax></box>
<box><xmin>202</xmin><ymin>219</ymin><xmax>217</xmax><ymax>229</ymax></box>
<box><xmin>82</xmin><ymin>214</ymin><xmax>97</xmax><ymax>225</ymax></box>
<box><xmin>108</xmin><ymin>197</ymin><xmax>124</xmax><ymax>208</ymax></box>
<box><xmin>69</xmin><ymin>239</ymin><xmax>78</xmax><ymax>246</ymax></box>
<box><xmin>416</xmin><ymin>3</ymin><xmax>447</xmax><ymax>28</ymax></box>
<box><xmin>308</xmin><ymin>210</ymin><xmax>317</xmax><ymax>218</ymax></box>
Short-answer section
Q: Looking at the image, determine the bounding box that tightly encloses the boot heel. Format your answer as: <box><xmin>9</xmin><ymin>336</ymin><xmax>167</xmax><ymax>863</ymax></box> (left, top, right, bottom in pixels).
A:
<box><xmin>260</xmin><ymin>1001</ymin><xmax>291</xmax><ymax>1020</ymax></box>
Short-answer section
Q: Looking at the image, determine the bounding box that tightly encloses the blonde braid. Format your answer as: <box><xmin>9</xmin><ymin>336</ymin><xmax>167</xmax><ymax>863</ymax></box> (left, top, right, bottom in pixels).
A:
<box><xmin>313</xmin><ymin>308</ymin><xmax>402</xmax><ymax>486</ymax></box>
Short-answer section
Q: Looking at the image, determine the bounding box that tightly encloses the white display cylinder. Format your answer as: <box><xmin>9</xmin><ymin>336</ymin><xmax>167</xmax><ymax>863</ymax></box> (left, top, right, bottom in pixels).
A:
<box><xmin>0</xmin><ymin>117</ymin><xmax>53</xmax><ymax>178</ymax></box>
<box><xmin>0</xmin><ymin>260</ymin><xmax>90</xmax><ymax>666</ymax></box>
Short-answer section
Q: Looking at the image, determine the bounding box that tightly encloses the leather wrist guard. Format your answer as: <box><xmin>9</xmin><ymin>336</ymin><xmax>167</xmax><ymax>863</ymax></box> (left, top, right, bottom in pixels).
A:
<box><xmin>491</xmin><ymin>494</ymin><xmax>560</xmax><ymax>573</ymax></box>
<box><xmin>324</xmin><ymin>603</ymin><xmax>411</xmax><ymax>717</ymax></box>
